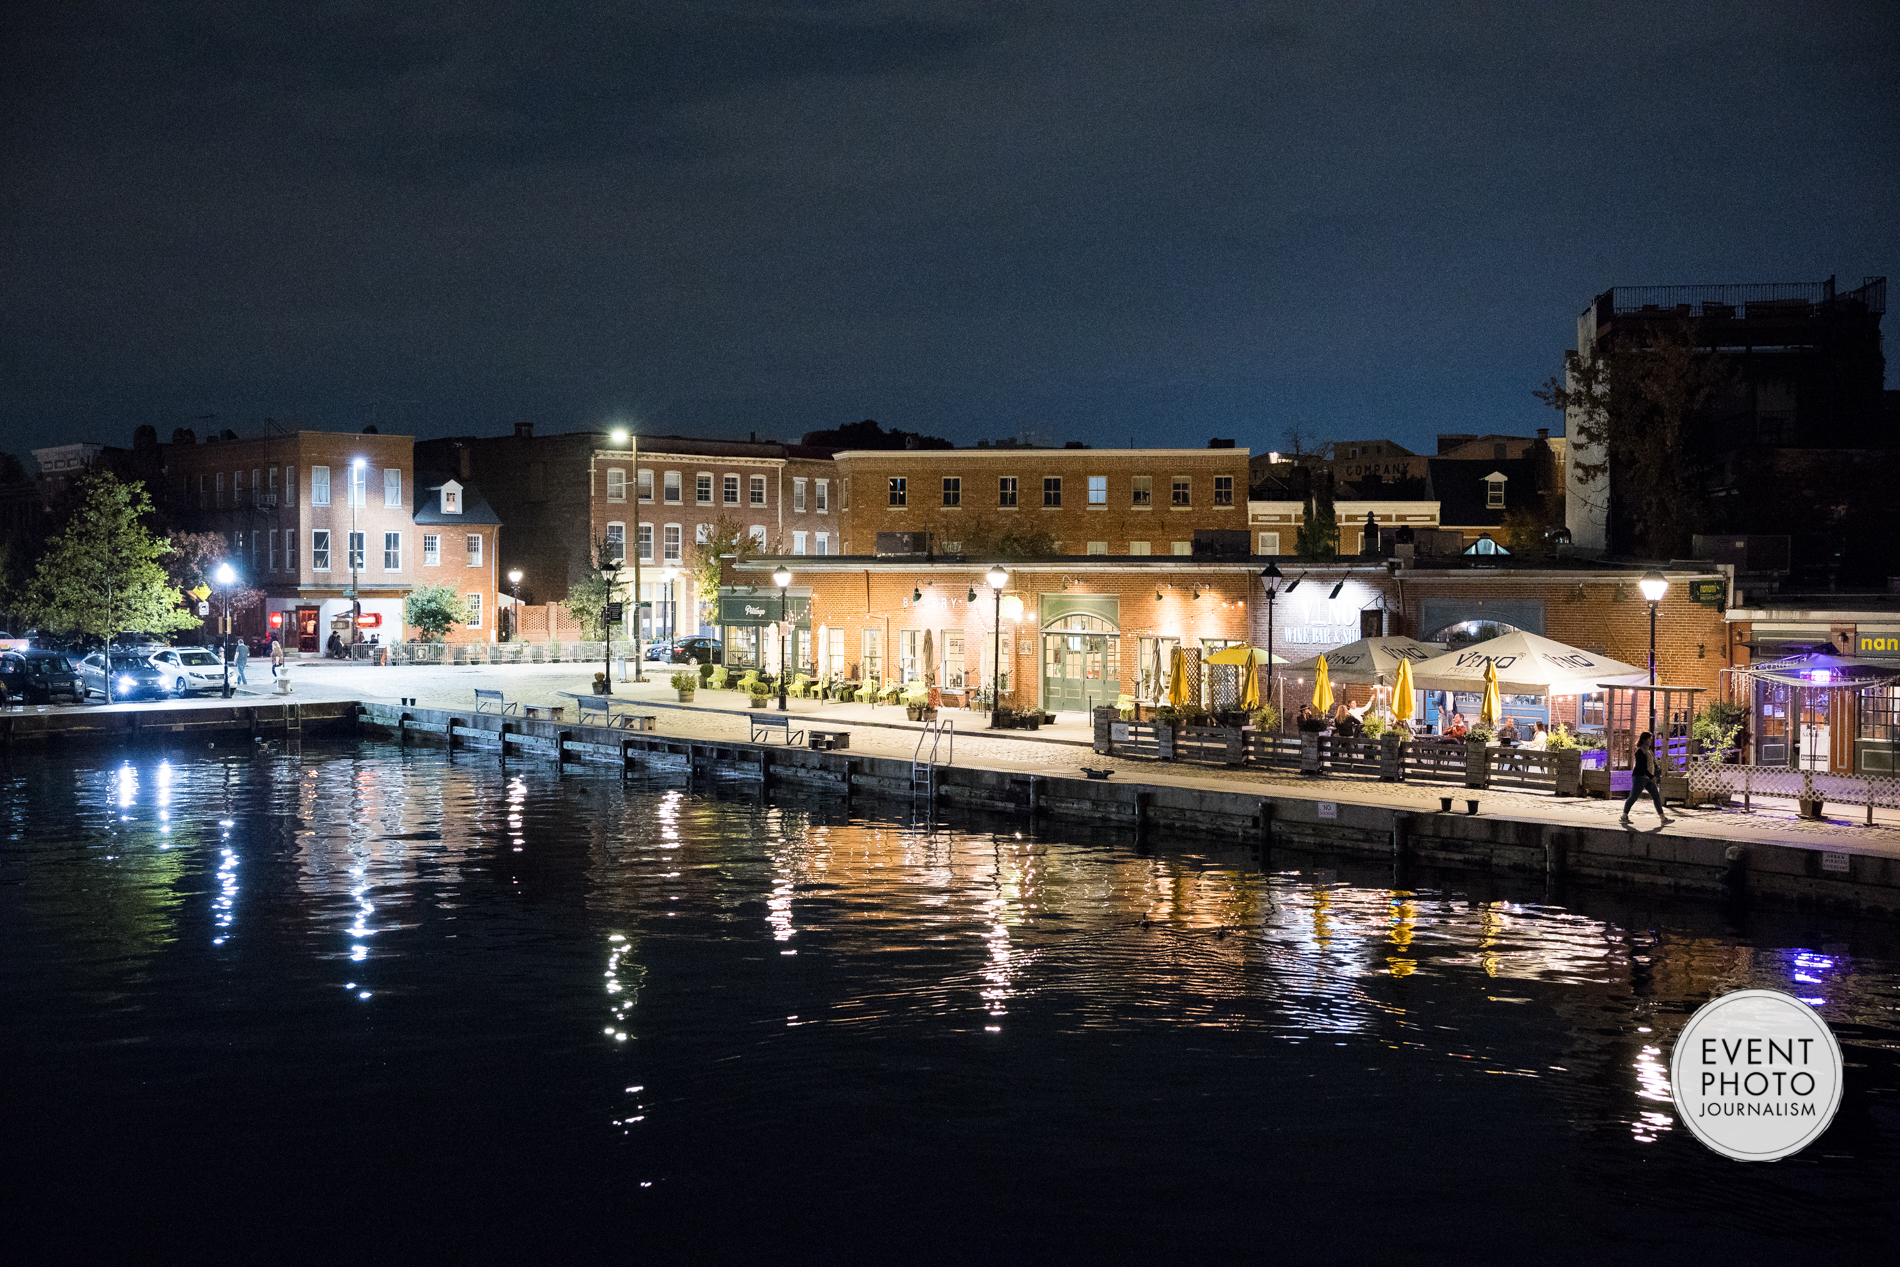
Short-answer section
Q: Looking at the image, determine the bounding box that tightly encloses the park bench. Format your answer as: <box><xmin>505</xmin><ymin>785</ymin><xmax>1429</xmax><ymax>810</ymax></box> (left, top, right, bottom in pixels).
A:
<box><xmin>808</xmin><ymin>729</ymin><xmax>850</xmax><ymax>751</ymax></box>
<box><xmin>750</xmin><ymin>714</ymin><xmax>805</xmax><ymax>746</ymax></box>
<box><xmin>574</xmin><ymin>695</ymin><xmax>656</xmax><ymax>730</ymax></box>
<box><xmin>474</xmin><ymin>688</ymin><xmax>516</xmax><ymax>715</ymax></box>
<box><xmin>522</xmin><ymin>704</ymin><xmax>565</xmax><ymax>721</ymax></box>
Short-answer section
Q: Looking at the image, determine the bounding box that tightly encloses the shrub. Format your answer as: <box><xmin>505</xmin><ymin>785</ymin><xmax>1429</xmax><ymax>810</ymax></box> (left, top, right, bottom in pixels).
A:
<box><xmin>671</xmin><ymin>671</ymin><xmax>698</xmax><ymax>691</ymax></box>
<box><xmin>698</xmin><ymin>661</ymin><xmax>716</xmax><ymax>685</ymax></box>
<box><xmin>1693</xmin><ymin>701</ymin><xmax>1747</xmax><ymax>754</ymax></box>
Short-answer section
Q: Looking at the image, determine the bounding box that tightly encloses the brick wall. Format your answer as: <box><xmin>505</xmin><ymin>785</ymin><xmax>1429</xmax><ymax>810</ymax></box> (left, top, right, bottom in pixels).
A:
<box><xmin>835</xmin><ymin>448</ymin><xmax>1251</xmax><ymax>557</ymax></box>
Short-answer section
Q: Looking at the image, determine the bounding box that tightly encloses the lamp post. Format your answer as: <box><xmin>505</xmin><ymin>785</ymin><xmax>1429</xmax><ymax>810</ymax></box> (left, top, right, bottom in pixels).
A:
<box><xmin>216</xmin><ymin>563</ymin><xmax>236</xmax><ymax>698</ymax></box>
<box><xmin>773</xmin><ymin>566</ymin><xmax>793</xmax><ymax>711</ymax></box>
<box><xmin>611</xmin><ymin>426</ymin><xmax>646</xmax><ymax>682</ymax></box>
<box><xmin>1640</xmin><ymin>570</ymin><xmax>1669</xmax><ymax>734</ymax></box>
<box><xmin>507</xmin><ymin>569</ymin><xmax>522</xmax><ymax>642</ymax></box>
<box><xmin>986</xmin><ymin>565</ymin><xmax>1009</xmax><ymax>727</ymax></box>
<box><xmin>662</xmin><ymin>566</ymin><xmax>679</xmax><ymax>650</ymax></box>
<box><xmin>1260</xmin><ymin>563</ymin><xmax>1283</xmax><ymax>728</ymax></box>
<box><xmin>348</xmin><ymin>457</ymin><xmax>366</xmax><ymax>648</ymax></box>
<box><xmin>600</xmin><ymin>555</ymin><xmax>620</xmax><ymax>694</ymax></box>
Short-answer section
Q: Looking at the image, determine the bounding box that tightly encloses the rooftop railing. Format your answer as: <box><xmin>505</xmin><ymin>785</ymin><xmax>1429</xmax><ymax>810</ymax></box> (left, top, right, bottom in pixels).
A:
<box><xmin>1595</xmin><ymin>276</ymin><xmax>1885</xmax><ymax>320</ymax></box>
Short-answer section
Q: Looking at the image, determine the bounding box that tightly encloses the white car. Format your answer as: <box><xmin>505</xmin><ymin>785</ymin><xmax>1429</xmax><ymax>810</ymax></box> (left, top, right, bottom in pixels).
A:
<box><xmin>147</xmin><ymin>646</ymin><xmax>228</xmax><ymax>695</ymax></box>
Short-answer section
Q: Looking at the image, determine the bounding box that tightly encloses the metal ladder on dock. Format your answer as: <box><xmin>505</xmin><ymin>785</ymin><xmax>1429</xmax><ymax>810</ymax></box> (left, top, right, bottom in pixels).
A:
<box><xmin>912</xmin><ymin>719</ymin><xmax>953</xmax><ymax>796</ymax></box>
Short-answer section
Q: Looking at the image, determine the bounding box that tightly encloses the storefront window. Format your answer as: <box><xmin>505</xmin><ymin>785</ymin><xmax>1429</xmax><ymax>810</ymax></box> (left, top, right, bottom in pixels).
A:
<box><xmin>1858</xmin><ymin>686</ymin><xmax>1900</xmax><ymax>773</ymax></box>
<box><xmin>861</xmin><ymin>629</ymin><xmax>882</xmax><ymax>683</ymax></box>
<box><xmin>898</xmin><ymin>629</ymin><xmax>922</xmax><ymax>683</ymax></box>
<box><xmin>942</xmin><ymin>629</ymin><xmax>965</xmax><ymax>689</ymax></box>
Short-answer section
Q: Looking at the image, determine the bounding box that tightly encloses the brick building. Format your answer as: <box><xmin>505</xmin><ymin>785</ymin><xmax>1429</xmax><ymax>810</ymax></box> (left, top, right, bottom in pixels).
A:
<box><xmin>833</xmin><ymin>444</ymin><xmax>1251</xmax><ymax>558</ymax></box>
<box><xmin>159</xmin><ymin>429</ymin><xmax>501</xmax><ymax>650</ymax></box>
<box><xmin>722</xmin><ymin>553</ymin><xmax>1729</xmax><ymax>723</ymax></box>
<box><xmin>425</xmin><ymin>425</ymin><xmax>838</xmax><ymax>649</ymax></box>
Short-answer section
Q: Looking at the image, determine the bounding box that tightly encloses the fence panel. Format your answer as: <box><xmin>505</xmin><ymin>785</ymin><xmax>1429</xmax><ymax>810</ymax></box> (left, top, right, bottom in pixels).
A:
<box><xmin>1489</xmin><ymin>748</ymin><xmax>1560</xmax><ymax>792</ymax></box>
<box><xmin>1175</xmin><ymin>725</ymin><xmax>1231</xmax><ymax>763</ymax></box>
<box><xmin>1322</xmin><ymin>735</ymin><xmax>1383</xmax><ymax>777</ymax></box>
<box><xmin>1244</xmin><ymin>733</ymin><xmax>1303</xmax><ymax>770</ymax></box>
<box><xmin>1402</xmin><ymin>740</ymin><xmax>1468</xmax><ymax>785</ymax></box>
<box><xmin>1107</xmin><ymin>720</ymin><xmax>1165</xmax><ymax>760</ymax></box>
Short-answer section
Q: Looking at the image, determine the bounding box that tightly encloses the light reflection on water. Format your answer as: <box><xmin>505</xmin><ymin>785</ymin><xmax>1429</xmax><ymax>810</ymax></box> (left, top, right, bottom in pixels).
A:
<box><xmin>5</xmin><ymin>740</ymin><xmax>1900</xmax><ymax>1257</ymax></box>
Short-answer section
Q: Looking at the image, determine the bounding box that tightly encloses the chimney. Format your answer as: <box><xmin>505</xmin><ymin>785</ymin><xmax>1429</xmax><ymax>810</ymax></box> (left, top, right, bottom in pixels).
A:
<box><xmin>457</xmin><ymin>443</ymin><xmax>470</xmax><ymax>479</ymax></box>
<box><xmin>1536</xmin><ymin>428</ymin><xmax>1550</xmax><ymax>441</ymax></box>
<box><xmin>514</xmin><ymin>422</ymin><xmax>533</xmax><ymax>439</ymax></box>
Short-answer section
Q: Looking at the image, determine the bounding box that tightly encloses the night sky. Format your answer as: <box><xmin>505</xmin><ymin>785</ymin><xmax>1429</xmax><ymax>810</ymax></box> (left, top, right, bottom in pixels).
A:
<box><xmin>4</xmin><ymin>1</ymin><xmax>1895</xmax><ymax>459</ymax></box>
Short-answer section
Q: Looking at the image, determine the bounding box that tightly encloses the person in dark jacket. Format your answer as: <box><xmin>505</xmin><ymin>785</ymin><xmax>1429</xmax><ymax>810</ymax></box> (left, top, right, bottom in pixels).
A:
<box><xmin>1621</xmin><ymin>730</ymin><xmax>1671</xmax><ymax>824</ymax></box>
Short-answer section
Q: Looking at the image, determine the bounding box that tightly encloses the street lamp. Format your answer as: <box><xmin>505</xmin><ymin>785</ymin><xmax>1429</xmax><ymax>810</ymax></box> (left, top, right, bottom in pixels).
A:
<box><xmin>773</xmin><ymin>565</ymin><xmax>793</xmax><ymax>711</ymax></box>
<box><xmin>599</xmin><ymin>555</ymin><xmax>620</xmax><ymax>694</ymax></box>
<box><xmin>662</xmin><ymin>566</ymin><xmax>680</xmax><ymax>649</ymax></box>
<box><xmin>607</xmin><ymin>426</ymin><xmax>646</xmax><ymax>682</ymax></box>
<box><xmin>1640</xmin><ymin>570</ymin><xmax>1669</xmax><ymax>734</ymax></box>
<box><xmin>987</xmin><ymin>565</ymin><xmax>1009</xmax><ymax>727</ymax></box>
<box><xmin>216</xmin><ymin>563</ymin><xmax>236</xmax><ymax>698</ymax></box>
<box><xmin>349</xmin><ymin>457</ymin><xmax>366</xmax><ymax>645</ymax></box>
<box><xmin>507</xmin><ymin>569</ymin><xmax>522</xmax><ymax>642</ymax></box>
<box><xmin>1260</xmin><ymin>563</ymin><xmax>1283</xmax><ymax>729</ymax></box>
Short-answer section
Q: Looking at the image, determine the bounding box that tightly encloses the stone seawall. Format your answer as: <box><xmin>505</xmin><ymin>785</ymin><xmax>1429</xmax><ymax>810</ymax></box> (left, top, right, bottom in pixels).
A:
<box><xmin>0</xmin><ymin>699</ymin><xmax>361</xmax><ymax>745</ymax></box>
<box><xmin>361</xmin><ymin>702</ymin><xmax>1900</xmax><ymax>915</ymax></box>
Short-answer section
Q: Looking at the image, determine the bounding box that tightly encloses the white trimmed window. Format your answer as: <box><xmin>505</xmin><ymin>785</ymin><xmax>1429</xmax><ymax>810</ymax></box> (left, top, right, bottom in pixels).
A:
<box><xmin>1171</xmin><ymin>477</ymin><xmax>1190</xmax><ymax>507</ymax></box>
<box><xmin>696</xmin><ymin>473</ymin><xmax>712</xmax><ymax>504</ymax></box>
<box><xmin>384</xmin><ymin>532</ymin><xmax>401</xmax><ymax>571</ymax></box>
<box><xmin>794</xmin><ymin>478</ymin><xmax>807</xmax><ymax>512</ymax></box>
<box><xmin>216</xmin><ymin>472</ymin><xmax>225</xmax><ymax>507</ymax></box>
<box><xmin>636</xmin><ymin>469</ymin><xmax>653</xmax><ymax>501</ymax></box>
<box><xmin>1257</xmin><ymin>532</ymin><xmax>1281</xmax><ymax>555</ymax></box>
<box><xmin>750</xmin><ymin>475</ymin><xmax>766</xmax><ymax>506</ymax></box>
<box><xmin>268</xmin><ymin>530</ymin><xmax>280</xmax><ymax>571</ymax></box>
<box><xmin>347</xmin><ymin>531</ymin><xmax>365</xmax><ymax>571</ymax></box>
<box><xmin>750</xmin><ymin>524</ymin><xmax>767</xmax><ymax>547</ymax></box>
<box><xmin>723</xmin><ymin>474</ymin><xmax>740</xmax><ymax>505</ymax></box>
<box><xmin>694</xmin><ymin>523</ymin><xmax>709</xmax><ymax>544</ymax></box>
<box><xmin>815</xmin><ymin>532</ymin><xmax>829</xmax><ymax>555</ymax></box>
<box><xmin>466</xmin><ymin>534</ymin><xmax>482</xmax><ymax>567</ymax></box>
<box><xmin>312</xmin><ymin>530</ymin><xmax>330</xmax><ymax>571</ymax></box>
<box><xmin>311</xmin><ymin>465</ymin><xmax>331</xmax><ymax>506</ymax></box>
<box><xmin>384</xmin><ymin>468</ymin><xmax>402</xmax><ymax>508</ymax></box>
<box><xmin>424</xmin><ymin>534</ymin><xmax>441</xmax><ymax>566</ymax></box>
<box><xmin>605</xmin><ymin>523</ymin><xmax>625</xmax><ymax>563</ymax></box>
<box><xmin>636</xmin><ymin>523</ymin><xmax>653</xmax><ymax>562</ymax></box>
<box><xmin>1128</xmin><ymin>541</ymin><xmax>1150</xmax><ymax>555</ymax></box>
<box><xmin>793</xmin><ymin>531</ymin><xmax>807</xmax><ymax>555</ymax></box>
<box><xmin>1087</xmin><ymin>541</ymin><xmax>1107</xmax><ymax>554</ymax></box>
<box><xmin>1171</xmin><ymin>540</ymin><xmax>1192</xmax><ymax>555</ymax></box>
<box><xmin>1088</xmin><ymin>476</ymin><xmax>1106</xmax><ymax>505</ymax></box>
<box><xmin>663</xmin><ymin>524</ymin><xmax>681</xmax><ymax>562</ymax></box>
<box><xmin>606</xmin><ymin>468</ymin><xmax>626</xmax><ymax>502</ymax></box>
<box><xmin>287</xmin><ymin>466</ymin><xmax>297</xmax><ymax>507</ymax></box>
<box><xmin>466</xmin><ymin>593</ymin><xmax>482</xmax><ymax>629</ymax></box>
<box><xmin>664</xmin><ymin>471</ymin><xmax>681</xmax><ymax>504</ymax></box>
<box><xmin>348</xmin><ymin>465</ymin><xmax>367</xmax><ymax>508</ymax></box>
<box><xmin>816</xmin><ymin>479</ymin><xmax>829</xmax><ymax>513</ymax></box>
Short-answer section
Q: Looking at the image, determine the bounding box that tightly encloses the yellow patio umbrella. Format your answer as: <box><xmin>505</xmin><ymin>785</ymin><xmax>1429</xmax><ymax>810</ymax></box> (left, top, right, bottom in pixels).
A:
<box><xmin>1168</xmin><ymin>646</ymin><xmax>1191</xmax><ymax>707</ymax></box>
<box><xmin>1479</xmin><ymin>660</ymin><xmax>1503</xmax><ymax>728</ymax></box>
<box><xmin>1240</xmin><ymin>649</ymin><xmax>1261</xmax><ymax>710</ymax></box>
<box><xmin>1311</xmin><ymin>651</ymin><xmax>1334</xmax><ymax>715</ymax></box>
<box><xmin>1392</xmin><ymin>657</ymin><xmax>1416</xmax><ymax>721</ymax></box>
<box><xmin>1204</xmin><ymin>645</ymin><xmax>1272</xmax><ymax>665</ymax></box>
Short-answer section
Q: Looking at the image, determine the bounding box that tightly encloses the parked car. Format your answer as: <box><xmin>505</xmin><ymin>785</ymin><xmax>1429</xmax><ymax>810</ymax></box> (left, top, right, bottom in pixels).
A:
<box><xmin>0</xmin><ymin>649</ymin><xmax>83</xmax><ymax>704</ymax></box>
<box><xmin>76</xmin><ymin>652</ymin><xmax>173</xmax><ymax>701</ymax></box>
<box><xmin>645</xmin><ymin>636</ymin><xmax>723</xmax><ymax>664</ymax></box>
<box><xmin>147</xmin><ymin>646</ymin><xmax>228</xmax><ymax>695</ymax></box>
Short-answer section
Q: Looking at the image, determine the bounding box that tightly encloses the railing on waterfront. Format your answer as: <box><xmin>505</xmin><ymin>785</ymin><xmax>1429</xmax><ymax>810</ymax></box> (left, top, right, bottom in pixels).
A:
<box><xmin>1095</xmin><ymin>710</ymin><xmax>1579</xmax><ymax>796</ymax></box>
<box><xmin>348</xmin><ymin>640</ymin><xmax>614</xmax><ymax>666</ymax></box>
<box><xmin>1689</xmin><ymin>758</ymin><xmax>1900</xmax><ymax>822</ymax></box>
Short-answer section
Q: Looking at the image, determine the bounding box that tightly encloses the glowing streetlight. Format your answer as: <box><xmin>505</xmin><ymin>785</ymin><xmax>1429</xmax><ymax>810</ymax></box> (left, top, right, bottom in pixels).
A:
<box><xmin>216</xmin><ymin>563</ymin><xmax>237</xmax><ymax>697</ymax></box>
<box><xmin>1640</xmin><ymin>570</ymin><xmax>1669</xmax><ymax>732</ymax></box>
<box><xmin>507</xmin><ymin>569</ymin><xmax>523</xmax><ymax>641</ymax></box>
<box><xmin>986</xmin><ymin>565</ymin><xmax>1009</xmax><ymax>726</ymax></box>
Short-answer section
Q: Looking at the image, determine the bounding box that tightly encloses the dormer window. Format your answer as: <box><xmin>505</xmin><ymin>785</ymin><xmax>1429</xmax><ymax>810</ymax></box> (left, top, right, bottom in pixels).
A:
<box><xmin>1483</xmin><ymin>470</ymin><xmax>1508</xmax><ymax>509</ymax></box>
<box><xmin>440</xmin><ymin>479</ymin><xmax>464</xmax><ymax>515</ymax></box>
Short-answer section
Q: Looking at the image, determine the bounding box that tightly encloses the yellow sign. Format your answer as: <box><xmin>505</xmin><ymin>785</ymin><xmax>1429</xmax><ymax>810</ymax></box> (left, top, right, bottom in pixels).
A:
<box><xmin>189</xmin><ymin>584</ymin><xmax>211</xmax><ymax>601</ymax></box>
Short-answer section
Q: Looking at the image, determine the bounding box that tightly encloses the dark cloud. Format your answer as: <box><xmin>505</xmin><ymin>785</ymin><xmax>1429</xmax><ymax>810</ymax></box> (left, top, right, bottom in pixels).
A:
<box><xmin>3</xmin><ymin>0</ymin><xmax>1895</xmax><ymax>456</ymax></box>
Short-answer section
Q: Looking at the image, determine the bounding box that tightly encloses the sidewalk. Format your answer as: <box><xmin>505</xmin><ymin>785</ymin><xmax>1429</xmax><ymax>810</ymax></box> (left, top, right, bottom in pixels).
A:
<box><xmin>302</xmin><ymin>659</ymin><xmax>1900</xmax><ymax>861</ymax></box>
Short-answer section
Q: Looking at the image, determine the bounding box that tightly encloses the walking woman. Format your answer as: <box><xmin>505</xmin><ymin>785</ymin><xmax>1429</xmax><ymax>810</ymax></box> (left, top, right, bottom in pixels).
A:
<box><xmin>1621</xmin><ymin>730</ymin><xmax>1671</xmax><ymax>825</ymax></box>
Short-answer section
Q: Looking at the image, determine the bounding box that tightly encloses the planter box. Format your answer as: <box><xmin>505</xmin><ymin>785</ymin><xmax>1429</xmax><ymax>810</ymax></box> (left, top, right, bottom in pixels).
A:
<box><xmin>676</xmin><ymin>690</ymin><xmax>696</xmax><ymax>703</ymax></box>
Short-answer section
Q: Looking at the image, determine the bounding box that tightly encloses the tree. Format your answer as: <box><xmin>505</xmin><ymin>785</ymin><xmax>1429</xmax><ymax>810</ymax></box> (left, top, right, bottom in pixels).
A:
<box><xmin>561</xmin><ymin>538</ymin><xmax>618</xmax><ymax>637</ymax></box>
<box><xmin>800</xmin><ymin>419</ymin><xmax>954</xmax><ymax>450</ymax></box>
<box><xmin>21</xmin><ymin>474</ymin><xmax>198</xmax><ymax>696</ymax></box>
<box><xmin>689</xmin><ymin>515</ymin><xmax>757</xmax><ymax>607</ymax></box>
<box><xmin>1295</xmin><ymin>470</ymin><xmax>1339</xmax><ymax>560</ymax></box>
<box><xmin>404</xmin><ymin>583</ymin><xmax>464</xmax><ymax>642</ymax></box>
<box><xmin>1499</xmin><ymin>490</ymin><xmax>1566</xmax><ymax>561</ymax></box>
<box><xmin>961</xmin><ymin>524</ymin><xmax>1061</xmax><ymax>559</ymax></box>
<box><xmin>1536</xmin><ymin>315</ymin><xmax>1729</xmax><ymax>558</ymax></box>
<box><xmin>166</xmin><ymin>530</ymin><xmax>264</xmax><ymax>628</ymax></box>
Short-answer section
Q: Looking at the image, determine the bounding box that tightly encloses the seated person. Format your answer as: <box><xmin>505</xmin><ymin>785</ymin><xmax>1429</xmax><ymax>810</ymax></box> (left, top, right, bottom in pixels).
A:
<box><xmin>1333</xmin><ymin>704</ymin><xmax>1363</xmax><ymax>738</ymax></box>
<box><xmin>1297</xmin><ymin>704</ymin><xmax>1327</xmax><ymax>733</ymax></box>
<box><xmin>1523</xmin><ymin>720</ymin><xmax>1550</xmax><ymax>750</ymax></box>
<box><xmin>1445</xmin><ymin>711</ymin><xmax>1469</xmax><ymax>739</ymax></box>
<box><xmin>1497</xmin><ymin>716</ymin><xmax>1520</xmax><ymax>745</ymax></box>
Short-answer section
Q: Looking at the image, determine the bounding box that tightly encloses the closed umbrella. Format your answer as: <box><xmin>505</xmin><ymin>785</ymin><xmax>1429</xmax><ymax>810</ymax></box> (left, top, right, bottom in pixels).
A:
<box><xmin>1311</xmin><ymin>651</ymin><xmax>1334</xmax><ymax>715</ymax></box>
<box><xmin>1240</xmin><ymin>650</ymin><xmax>1260</xmax><ymax>710</ymax></box>
<box><xmin>1393</xmin><ymin>657</ymin><xmax>1416</xmax><ymax>721</ymax></box>
<box><xmin>1168</xmin><ymin>647</ymin><xmax>1191</xmax><ymax>707</ymax></box>
<box><xmin>1480</xmin><ymin>660</ymin><xmax>1502</xmax><ymax>728</ymax></box>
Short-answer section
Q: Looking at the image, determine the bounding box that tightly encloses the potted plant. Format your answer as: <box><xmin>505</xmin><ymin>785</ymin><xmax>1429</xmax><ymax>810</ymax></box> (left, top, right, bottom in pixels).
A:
<box><xmin>591</xmin><ymin>671</ymin><xmax>610</xmax><ymax>695</ymax></box>
<box><xmin>698</xmin><ymin>661</ymin><xmax>716</xmax><ymax>687</ymax></box>
<box><xmin>671</xmin><ymin>671</ymin><xmax>698</xmax><ymax>702</ymax></box>
<box><xmin>747</xmin><ymin>681</ymin><xmax>771</xmax><ymax>709</ymax></box>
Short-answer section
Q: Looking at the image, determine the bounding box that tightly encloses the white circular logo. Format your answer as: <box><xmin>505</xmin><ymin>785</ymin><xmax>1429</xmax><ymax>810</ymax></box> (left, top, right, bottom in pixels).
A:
<box><xmin>1670</xmin><ymin>989</ymin><xmax>1843</xmax><ymax>1162</ymax></box>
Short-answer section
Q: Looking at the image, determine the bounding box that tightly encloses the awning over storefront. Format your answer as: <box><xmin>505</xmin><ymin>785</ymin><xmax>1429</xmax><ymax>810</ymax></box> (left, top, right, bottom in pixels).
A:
<box><xmin>1728</xmin><ymin>652</ymin><xmax>1900</xmax><ymax>688</ymax></box>
<box><xmin>1411</xmin><ymin>631</ymin><xmax>1648</xmax><ymax>696</ymax></box>
<box><xmin>717</xmin><ymin>592</ymin><xmax>810</xmax><ymax>626</ymax></box>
